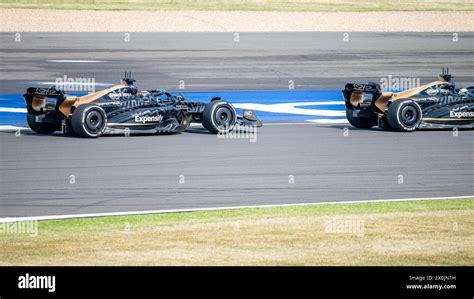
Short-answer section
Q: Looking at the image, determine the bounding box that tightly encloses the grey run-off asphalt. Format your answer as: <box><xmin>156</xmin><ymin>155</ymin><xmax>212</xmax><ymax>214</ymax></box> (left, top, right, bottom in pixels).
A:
<box><xmin>0</xmin><ymin>32</ymin><xmax>473</xmax><ymax>92</ymax></box>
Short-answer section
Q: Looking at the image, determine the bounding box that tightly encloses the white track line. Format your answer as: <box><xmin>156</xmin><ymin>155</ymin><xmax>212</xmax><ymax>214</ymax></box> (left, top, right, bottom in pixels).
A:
<box><xmin>0</xmin><ymin>195</ymin><xmax>471</xmax><ymax>223</ymax></box>
<box><xmin>234</xmin><ymin>102</ymin><xmax>345</xmax><ymax>117</ymax></box>
<box><xmin>47</xmin><ymin>60</ymin><xmax>105</xmax><ymax>63</ymax></box>
<box><xmin>0</xmin><ymin>123</ymin><xmax>319</xmax><ymax>132</ymax></box>
<box><xmin>0</xmin><ymin>125</ymin><xmax>29</xmax><ymax>131</ymax></box>
<box><xmin>263</xmin><ymin>122</ymin><xmax>315</xmax><ymax>125</ymax></box>
<box><xmin>307</xmin><ymin>119</ymin><xmax>349</xmax><ymax>124</ymax></box>
<box><xmin>0</xmin><ymin>107</ymin><xmax>27</xmax><ymax>113</ymax></box>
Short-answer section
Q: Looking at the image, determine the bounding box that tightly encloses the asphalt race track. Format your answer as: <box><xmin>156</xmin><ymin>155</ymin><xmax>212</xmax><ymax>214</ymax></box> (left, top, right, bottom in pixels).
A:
<box><xmin>1</xmin><ymin>125</ymin><xmax>473</xmax><ymax>217</ymax></box>
<box><xmin>0</xmin><ymin>33</ymin><xmax>473</xmax><ymax>217</ymax></box>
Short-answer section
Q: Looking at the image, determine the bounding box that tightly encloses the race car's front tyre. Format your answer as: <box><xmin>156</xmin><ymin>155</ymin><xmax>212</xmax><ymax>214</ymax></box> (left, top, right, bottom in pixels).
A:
<box><xmin>386</xmin><ymin>99</ymin><xmax>422</xmax><ymax>132</ymax></box>
<box><xmin>71</xmin><ymin>104</ymin><xmax>107</xmax><ymax>138</ymax></box>
<box><xmin>202</xmin><ymin>100</ymin><xmax>237</xmax><ymax>134</ymax></box>
<box><xmin>345</xmin><ymin>109</ymin><xmax>377</xmax><ymax>129</ymax></box>
<box><xmin>26</xmin><ymin>113</ymin><xmax>58</xmax><ymax>134</ymax></box>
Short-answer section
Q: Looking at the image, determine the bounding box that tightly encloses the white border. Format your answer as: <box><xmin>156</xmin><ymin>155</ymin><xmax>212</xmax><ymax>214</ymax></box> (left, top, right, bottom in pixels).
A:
<box><xmin>0</xmin><ymin>195</ymin><xmax>471</xmax><ymax>223</ymax></box>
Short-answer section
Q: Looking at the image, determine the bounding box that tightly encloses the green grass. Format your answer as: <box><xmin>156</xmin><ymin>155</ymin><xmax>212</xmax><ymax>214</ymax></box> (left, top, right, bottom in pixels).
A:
<box><xmin>1</xmin><ymin>198</ymin><xmax>473</xmax><ymax>265</ymax></box>
<box><xmin>38</xmin><ymin>197</ymin><xmax>474</xmax><ymax>233</ymax></box>
<box><xmin>0</xmin><ymin>0</ymin><xmax>473</xmax><ymax>12</ymax></box>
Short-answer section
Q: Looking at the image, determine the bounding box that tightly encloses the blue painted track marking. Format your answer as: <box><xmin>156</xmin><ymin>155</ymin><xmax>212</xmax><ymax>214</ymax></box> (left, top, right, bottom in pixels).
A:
<box><xmin>0</xmin><ymin>90</ymin><xmax>347</xmax><ymax>126</ymax></box>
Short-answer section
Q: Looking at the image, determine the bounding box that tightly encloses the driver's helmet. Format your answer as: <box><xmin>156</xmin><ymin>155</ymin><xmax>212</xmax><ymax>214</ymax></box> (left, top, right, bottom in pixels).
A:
<box><xmin>174</xmin><ymin>94</ymin><xmax>186</xmax><ymax>101</ymax></box>
<box><xmin>128</xmin><ymin>85</ymin><xmax>138</xmax><ymax>95</ymax></box>
<box><xmin>458</xmin><ymin>88</ymin><xmax>468</xmax><ymax>96</ymax></box>
<box><xmin>458</xmin><ymin>87</ymin><xmax>473</xmax><ymax>97</ymax></box>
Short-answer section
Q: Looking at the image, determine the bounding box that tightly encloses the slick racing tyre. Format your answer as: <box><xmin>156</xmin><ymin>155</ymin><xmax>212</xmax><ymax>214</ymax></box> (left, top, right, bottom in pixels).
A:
<box><xmin>345</xmin><ymin>109</ymin><xmax>377</xmax><ymax>129</ymax></box>
<box><xmin>71</xmin><ymin>104</ymin><xmax>107</xmax><ymax>138</ymax></box>
<box><xmin>202</xmin><ymin>100</ymin><xmax>237</xmax><ymax>134</ymax></box>
<box><xmin>26</xmin><ymin>113</ymin><xmax>58</xmax><ymax>134</ymax></box>
<box><xmin>386</xmin><ymin>99</ymin><xmax>422</xmax><ymax>132</ymax></box>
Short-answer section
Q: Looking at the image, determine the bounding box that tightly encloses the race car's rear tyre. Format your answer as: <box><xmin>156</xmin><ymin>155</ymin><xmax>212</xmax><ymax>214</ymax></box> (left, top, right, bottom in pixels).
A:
<box><xmin>202</xmin><ymin>100</ymin><xmax>237</xmax><ymax>134</ymax></box>
<box><xmin>386</xmin><ymin>99</ymin><xmax>421</xmax><ymax>132</ymax></box>
<box><xmin>71</xmin><ymin>104</ymin><xmax>107</xmax><ymax>138</ymax></box>
<box><xmin>26</xmin><ymin>113</ymin><xmax>58</xmax><ymax>134</ymax></box>
<box><xmin>345</xmin><ymin>109</ymin><xmax>377</xmax><ymax>129</ymax></box>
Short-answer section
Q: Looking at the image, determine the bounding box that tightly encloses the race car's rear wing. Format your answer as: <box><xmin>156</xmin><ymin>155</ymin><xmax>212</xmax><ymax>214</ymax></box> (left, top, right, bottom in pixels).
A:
<box><xmin>438</xmin><ymin>67</ymin><xmax>453</xmax><ymax>83</ymax></box>
<box><xmin>24</xmin><ymin>87</ymin><xmax>65</xmax><ymax>115</ymax></box>
<box><xmin>342</xmin><ymin>82</ymin><xmax>382</xmax><ymax>109</ymax></box>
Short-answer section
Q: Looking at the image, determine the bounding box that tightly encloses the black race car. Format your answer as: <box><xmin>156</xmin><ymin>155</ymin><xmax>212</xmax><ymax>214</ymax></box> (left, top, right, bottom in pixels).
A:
<box><xmin>24</xmin><ymin>73</ymin><xmax>262</xmax><ymax>137</ymax></box>
<box><xmin>343</xmin><ymin>69</ymin><xmax>474</xmax><ymax>131</ymax></box>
